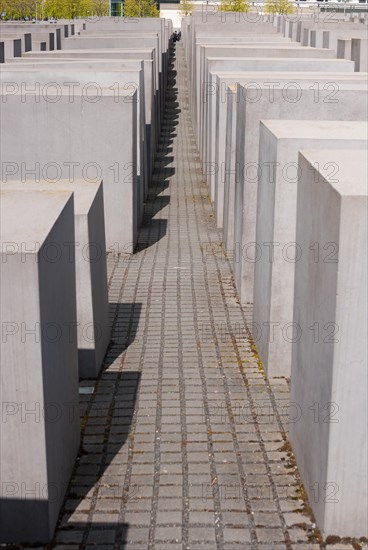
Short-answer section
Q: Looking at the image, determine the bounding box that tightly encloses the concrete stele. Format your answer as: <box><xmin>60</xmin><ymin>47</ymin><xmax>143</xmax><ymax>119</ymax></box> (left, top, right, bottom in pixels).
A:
<box><xmin>290</xmin><ymin>148</ymin><xmax>368</xmax><ymax>538</ymax></box>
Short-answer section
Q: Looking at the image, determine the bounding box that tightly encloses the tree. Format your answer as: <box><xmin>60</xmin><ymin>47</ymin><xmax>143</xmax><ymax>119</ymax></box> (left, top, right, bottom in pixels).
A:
<box><xmin>91</xmin><ymin>0</ymin><xmax>109</xmax><ymax>16</ymax></box>
<box><xmin>123</xmin><ymin>0</ymin><xmax>159</xmax><ymax>17</ymax></box>
<box><xmin>0</xmin><ymin>0</ymin><xmax>37</xmax><ymax>19</ymax></box>
<box><xmin>264</xmin><ymin>0</ymin><xmax>295</xmax><ymax>14</ymax></box>
<box><xmin>179</xmin><ymin>0</ymin><xmax>194</xmax><ymax>16</ymax></box>
<box><xmin>0</xmin><ymin>0</ymin><xmax>110</xmax><ymax>19</ymax></box>
<box><xmin>219</xmin><ymin>0</ymin><xmax>250</xmax><ymax>12</ymax></box>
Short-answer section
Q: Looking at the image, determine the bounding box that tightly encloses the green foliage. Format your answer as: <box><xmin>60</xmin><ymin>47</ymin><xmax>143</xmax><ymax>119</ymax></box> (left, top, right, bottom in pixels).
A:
<box><xmin>264</xmin><ymin>0</ymin><xmax>295</xmax><ymax>14</ymax></box>
<box><xmin>1</xmin><ymin>0</ymin><xmax>36</xmax><ymax>19</ymax></box>
<box><xmin>218</xmin><ymin>0</ymin><xmax>250</xmax><ymax>12</ymax></box>
<box><xmin>123</xmin><ymin>0</ymin><xmax>159</xmax><ymax>17</ymax></box>
<box><xmin>0</xmin><ymin>0</ymin><xmax>109</xmax><ymax>20</ymax></box>
<box><xmin>179</xmin><ymin>0</ymin><xmax>194</xmax><ymax>16</ymax></box>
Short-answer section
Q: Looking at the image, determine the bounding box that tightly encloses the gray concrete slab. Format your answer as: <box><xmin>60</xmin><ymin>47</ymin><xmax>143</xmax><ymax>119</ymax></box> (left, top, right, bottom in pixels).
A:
<box><xmin>17</xmin><ymin>48</ymin><xmax>159</xmax><ymax>153</ymax></box>
<box><xmin>209</xmin><ymin>71</ymin><xmax>367</xmax><ymax>228</ymax></box>
<box><xmin>234</xmin><ymin>81</ymin><xmax>367</xmax><ymax>305</ymax></box>
<box><xmin>200</xmin><ymin>56</ymin><xmax>354</xmax><ymax>166</ymax></box>
<box><xmin>61</xmin><ymin>33</ymin><xmax>164</xmax><ymax>124</ymax></box>
<box><xmin>202</xmin><ymin>62</ymin><xmax>359</xmax><ymax>204</ymax></box>
<box><xmin>2</xmin><ymin>60</ymin><xmax>152</xmax><ymax>194</ymax></box>
<box><xmin>0</xmin><ymin>188</ymin><xmax>80</xmax><ymax>543</ymax></box>
<box><xmin>196</xmin><ymin>44</ymin><xmax>340</xmax><ymax>149</ymax></box>
<box><xmin>253</xmin><ymin>120</ymin><xmax>367</xmax><ymax>377</ymax></box>
<box><xmin>1</xmin><ymin>63</ymin><xmax>149</xmax><ymax>218</ymax></box>
<box><xmin>352</xmin><ymin>37</ymin><xmax>368</xmax><ymax>71</ymax></box>
<box><xmin>0</xmin><ymin>86</ymin><xmax>138</xmax><ymax>253</ymax></box>
<box><xmin>290</xmin><ymin>148</ymin><xmax>368</xmax><ymax>538</ymax></box>
<box><xmin>1</xmin><ymin>179</ymin><xmax>111</xmax><ymax>378</ymax></box>
<box><xmin>189</xmin><ymin>35</ymin><xmax>292</xmax><ymax>131</ymax></box>
<box><xmin>223</xmin><ymin>85</ymin><xmax>237</xmax><ymax>253</ymax></box>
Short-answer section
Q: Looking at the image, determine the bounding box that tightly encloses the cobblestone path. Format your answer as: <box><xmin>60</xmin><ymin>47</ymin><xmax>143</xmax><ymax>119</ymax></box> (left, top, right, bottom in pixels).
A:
<box><xmin>49</xmin><ymin>43</ymin><xmax>326</xmax><ymax>550</ymax></box>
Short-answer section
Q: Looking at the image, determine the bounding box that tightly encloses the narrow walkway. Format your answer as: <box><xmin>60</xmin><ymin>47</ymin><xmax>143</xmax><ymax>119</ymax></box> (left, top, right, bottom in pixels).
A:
<box><xmin>52</xmin><ymin>44</ymin><xmax>320</xmax><ymax>550</ymax></box>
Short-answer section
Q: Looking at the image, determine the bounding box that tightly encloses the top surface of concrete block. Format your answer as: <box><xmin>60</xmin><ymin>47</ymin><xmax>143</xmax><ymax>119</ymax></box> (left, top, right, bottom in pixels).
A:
<box><xmin>299</xmin><ymin>148</ymin><xmax>368</xmax><ymax>196</ymax></box>
<box><xmin>23</xmin><ymin>48</ymin><xmax>154</xmax><ymax>57</ymax></box>
<box><xmin>196</xmin><ymin>35</ymin><xmax>287</xmax><ymax>42</ymax></box>
<box><xmin>262</xmin><ymin>119</ymin><xmax>368</xmax><ymax>140</ymax></box>
<box><xmin>1</xmin><ymin>179</ymin><xmax>101</xmax><ymax>216</ymax></box>
<box><xmin>214</xmin><ymin>70</ymin><xmax>368</xmax><ymax>78</ymax></box>
<box><xmin>3</xmin><ymin>60</ymin><xmax>143</xmax><ymax>70</ymax></box>
<box><xmin>69</xmin><ymin>32</ymin><xmax>158</xmax><ymax>38</ymax></box>
<box><xmin>0</xmin><ymin>189</ymin><xmax>73</xmax><ymax>247</ymax></box>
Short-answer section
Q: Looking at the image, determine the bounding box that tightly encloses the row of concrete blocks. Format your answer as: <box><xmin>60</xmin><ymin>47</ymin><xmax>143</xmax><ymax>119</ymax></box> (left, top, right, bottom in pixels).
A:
<box><xmin>0</xmin><ymin>21</ymin><xmax>79</xmax><ymax>60</ymax></box>
<box><xmin>272</xmin><ymin>12</ymin><xmax>368</xmax><ymax>71</ymax></box>
<box><xmin>0</xmin><ymin>17</ymin><xmax>172</xmax><ymax>544</ymax></box>
<box><xmin>183</xmin><ymin>11</ymin><xmax>367</xmax><ymax>540</ymax></box>
<box><xmin>1</xmin><ymin>17</ymin><xmax>174</xmax><ymax>252</ymax></box>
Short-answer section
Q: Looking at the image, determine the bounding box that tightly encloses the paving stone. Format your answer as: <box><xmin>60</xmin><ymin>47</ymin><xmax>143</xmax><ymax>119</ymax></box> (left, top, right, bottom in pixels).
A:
<box><xmin>55</xmin><ymin>530</ymin><xmax>85</xmax><ymax>544</ymax></box>
<box><xmin>256</xmin><ymin>527</ymin><xmax>286</xmax><ymax>543</ymax></box>
<box><xmin>188</xmin><ymin>526</ymin><xmax>217</xmax><ymax>542</ymax></box>
<box><xmin>155</xmin><ymin>525</ymin><xmax>182</xmax><ymax>541</ymax></box>
<box><xmin>87</xmin><ymin>529</ymin><xmax>117</xmax><ymax>544</ymax></box>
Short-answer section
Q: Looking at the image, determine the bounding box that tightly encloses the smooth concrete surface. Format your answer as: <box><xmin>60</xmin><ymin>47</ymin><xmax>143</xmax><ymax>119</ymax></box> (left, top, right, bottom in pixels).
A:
<box><xmin>295</xmin><ymin>22</ymin><xmax>365</xmax><ymax>48</ymax></box>
<box><xmin>7</xmin><ymin>54</ymin><xmax>157</xmax><ymax>176</ymax></box>
<box><xmin>0</xmin><ymin>87</ymin><xmax>138</xmax><ymax>253</ymax></box>
<box><xmin>322</xmin><ymin>29</ymin><xmax>367</xmax><ymax>51</ymax></box>
<box><xmin>223</xmin><ymin>85</ymin><xmax>237</xmax><ymax>253</ymax></box>
<box><xmin>0</xmin><ymin>40</ymin><xmax>15</xmax><ymax>62</ymax></box>
<box><xmin>0</xmin><ymin>189</ymin><xmax>80</xmax><ymax>543</ymax></box>
<box><xmin>207</xmin><ymin>71</ymin><xmax>366</xmax><ymax>219</ymax></box>
<box><xmin>1</xmin><ymin>180</ymin><xmax>111</xmax><ymax>379</ymax></box>
<box><xmin>62</xmin><ymin>33</ymin><xmax>164</xmax><ymax>125</ymax></box>
<box><xmin>80</xmin><ymin>18</ymin><xmax>167</xmax><ymax>75</ymax></box>
<box><xmin>0</xmin><ymin>22</ymin><xmax>77</xmax><ymax>49</ymax></box>
<box><xmin>290</xmin><ymin>148</ymin><xmax>368</xmax><ymax>538</ymax></box>
<box><xmin>191</xmin><ymin>36</ymin><xmax>292</xmax><ymax>133</ymax></box>
<box><xmin>201</xmin><ymin>56</ymin><xmax>354</xmax><ymax>169</ymax></box>
<box><xmin>234</xmin><ymin>82</ymin><xmax>368</xmax><ymax>305</ymax></box>
<box><xmin>352</xmin><ymin>38</ymin><xmax>368</xmax><ymax>71</ymax></box>
<box><xmin>0</xmin><ymin>32</ymin><xmax>32</xmax><ymax>52</ymax></box>
<box><xmin>198</xmin><ymin>45</ymin><xmax>341</xmax><ymax>160</ymax></box>
<box><xmin>189</xmin><ymin>31</ymin><xmax>287</xmax><ymax>134</ymax></box>
<box><xmin>337</xmin><ymin>38</ymin><xmax>352</xmax><ymax>60</ymax></box>
<box><xmin>191</xmin><ymin>36</ymin><xmax>292</xmax><ymax>142</ymax></box>
<box><xmin>253</xmin><ymin>120</ymin><xmax>368</xmax><ymax>377</ymax></box>
<box><xmin>1</xmin><ymin>62</ymin><xmax>150</xmax><ymax>201</ymax></box>
<box><xmin>63</xmin><ymin>34</ymin><xmax>161</xmax><ymax>76</ymax></box>
<box><xmin>13</xmin><ymin>49</ymin><xmax>159</xmax><ymax>163</ymax></box>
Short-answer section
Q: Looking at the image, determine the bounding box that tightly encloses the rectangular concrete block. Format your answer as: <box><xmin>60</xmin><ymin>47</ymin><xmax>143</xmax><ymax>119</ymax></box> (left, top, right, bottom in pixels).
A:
<box><xmin>0</xmin><ymin>189</ymin><xmax>80</xmax><ymax>543</ymax></box>
<box><xmin>211</xmin><ymin>67</ymin><xmax>363</xmax><ymax>227</ymax></box>
<box><xmin>0</xmin><ymin>32</ymin><xmax>31</xmax><ymax>52</ymax></box>
<box><xmin>321</xmin><ymin>28</ymin><xmax>368</xmax><ymax>51</ymax></box>
<box><xmin>337</xmin><ymin>38</ymin><xmax>352</xmax><ymax>60</ymax></box>
<box><xmin>223</xmin><ymin>85</ymin><xmax>237</xmax><ymax>253</ymax></box>
<box><xmin>253</xmin><ymin>120</ymin><xmax>367</xmax><ymax>377</ymax></box>
<box><xmin>290</xmin><ymin>148</ymin><xmax>368</xmax><ymax>538</ymax></box>
<box><xmin>233</xmin><ymin>81</ymin><xmax>367</xmax><ymax>306</ymax></box>
<box><xmin>208</xmin><ymin>71</ymin><xmax>366</xmax><ymax>247</ymax></box>
<box><xmin>2</xmin><ymin>61</ymin><xmax>151</xmax><ymax>205</ymax></box>
<box><xmin>198</xmin><ymin>44</ymin><xmax>340</xmax><ymax>163</ymax></box>
<box><xmin>189</xmin><ymin>33</ymin><xmax>289</xmax><ymax>138</ymax></box>
<box><xmin>1</xmin><ymin>180</ymin><xmax>111</xmax><ymax>378</ymax></box>
<box><xmin>351</xmin><ymin>38</ymin><xmax>368</xmax><ymax>71</ymax></box>
<box><xmin>9</xmin><ymin>54</ymin><xmax>157</xmax><ymax>178</ymax></box>
<box><xmin>0</xmin><ymin>24</ymin><xmax>66</xmax><ymax>49</ymax></box>
<box><xmin>0</xmin><ymin>86</ymin><xmax>138</xmax><ymax>254</ymax></box>
<box><xmin>200</xmin><ymin>56</ymin><xmax>354</xmax><ymax>174</ymax></box>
